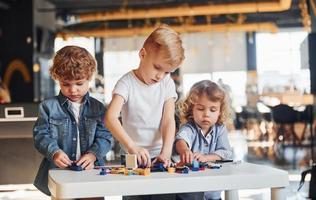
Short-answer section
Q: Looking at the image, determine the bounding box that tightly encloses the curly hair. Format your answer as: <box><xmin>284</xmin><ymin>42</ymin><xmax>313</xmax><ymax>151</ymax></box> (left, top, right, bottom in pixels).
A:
<box><xmin>50</xmin><ymin>46</ymin><xmax>96</xmax><ymax>81</ymax></box>
<box><xmin>178</xmin><ymin>80</ymin><xmax>231</xmax><ymax>126</ymax></box>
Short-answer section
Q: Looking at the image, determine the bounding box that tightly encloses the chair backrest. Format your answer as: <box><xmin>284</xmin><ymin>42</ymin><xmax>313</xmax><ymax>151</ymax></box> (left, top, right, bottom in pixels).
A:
<box><xmin>271</xmin><ymin>104</ymin><xmax>299</xmax><ymax>124</ymax></box>
<box><xmin>300</xmin><ymin>105</ymin><xmax>313</xmax><ymax>123</ymax></box>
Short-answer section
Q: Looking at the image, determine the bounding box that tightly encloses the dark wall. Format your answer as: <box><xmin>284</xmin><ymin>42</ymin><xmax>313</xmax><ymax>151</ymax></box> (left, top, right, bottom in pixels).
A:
<box><xmin>308</xmin><ymin>33</ymin><xmax>316</xmax><ymax>94</ymax></box>
<box><xmin>0</xmin><ymin>0</ymin><xmax>34</xmax><ymax>102</ymax></box>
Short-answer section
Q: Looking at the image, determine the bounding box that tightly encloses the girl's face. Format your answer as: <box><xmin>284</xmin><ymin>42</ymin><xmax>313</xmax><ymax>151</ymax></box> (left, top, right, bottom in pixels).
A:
<box><xmin>59</xmin><ymin>78</ymin><xmax>89</xmax><ymax>103</ymax></box>
<box><xmin>136</xmin><ymin>48</ymin><xmax>177</xmax><ymax>85</ymax></box>
<box><xmin>192</xmin><ymin>94</ymin><xmax>221</xmax><ymax>134</ymax></box>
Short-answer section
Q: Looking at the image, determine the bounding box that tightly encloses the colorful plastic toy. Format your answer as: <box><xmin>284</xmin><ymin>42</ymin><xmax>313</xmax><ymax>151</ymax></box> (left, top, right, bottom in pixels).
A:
<box><xmin>151</xmin><ymin>163</ymin><xmax>166</xmax><ymax>172</ymax></box>
<box><xmin>99</xmin><ymin>167</ymin><xmax>107</xmax><ymax>175</ymax></box>
<box><xmin>69</xmin><ymin>163</ymin><xmax>83</xmax><ymax>171</ymax></box>
<box><xmin>175</xmin><ymin>166</ymin><xmax>189</xmax><ymax>174</ymax></box>
<box><xmin>208</xmin><ymin>163</ymin><xmax>222</xmax><ymax>169</ymax></box>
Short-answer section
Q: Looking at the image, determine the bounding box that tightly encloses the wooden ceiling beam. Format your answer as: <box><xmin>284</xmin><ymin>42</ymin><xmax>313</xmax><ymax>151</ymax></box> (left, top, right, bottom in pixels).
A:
<box><xmin>57</xmin><ymin>22</ymin><xmax>278</xmax><ymax>38</ymax></box>
<box><xmin>75</xmin><ymin>0</ymin><xmax>291</xmax><ymax>23</ymax></box>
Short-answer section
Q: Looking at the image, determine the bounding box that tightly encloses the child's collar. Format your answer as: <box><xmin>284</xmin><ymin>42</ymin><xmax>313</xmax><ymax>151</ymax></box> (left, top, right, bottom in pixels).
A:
<box><xmin>192</xmin><ymin>122</ymin><xmax>214</xmax><ymax>137</ymax></box>
<box><xmin>57</xmin><ymin>92</ymin><xmax>90</xmax><ymax>106</ymax></box>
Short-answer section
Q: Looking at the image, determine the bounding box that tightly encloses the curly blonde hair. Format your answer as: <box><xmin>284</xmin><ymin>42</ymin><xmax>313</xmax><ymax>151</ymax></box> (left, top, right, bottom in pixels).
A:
<box><xmin>143</xmin><ymin>24</ymin><xmax>185</xmax><ymax>67</ymax></box>
<box><xmin>50</xmin><ymin>46</ymin><xmax>96</xmax><ymax>81</ymax></box>
<box><xmin>178</xmin><ymin>80</ymin><xmax>231</xmax><ymax>126</ymax></box>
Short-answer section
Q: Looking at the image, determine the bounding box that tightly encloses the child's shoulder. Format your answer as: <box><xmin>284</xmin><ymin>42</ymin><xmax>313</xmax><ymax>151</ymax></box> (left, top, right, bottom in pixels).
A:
<box><xmin>88</xmin><ymin>96</ymin><xmax>105</xmax><ymax>107</ymax></box>
<box><xmin>118</xmin><ymin>71</ymin><xmax>133</xmax><ymax>81</ymax></box>
<box><xmin>213</xmin><ymin>123</ymin><xmax>227</xmax><ymax>134</ymax></box>
<box><xmin>179</xmin><ymin>121</ymin><xmax>197</xmax><ymax>132</ymax></box>
<box><xmin>40</xmin><ymin>96</ymin><xmax>59</xmax><ymax>106</ymax></box>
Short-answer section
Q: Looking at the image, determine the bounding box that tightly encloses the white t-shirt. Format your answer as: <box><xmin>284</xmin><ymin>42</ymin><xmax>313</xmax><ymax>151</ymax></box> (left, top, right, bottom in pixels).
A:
<box><xmin>70</xmin><ymin>101</ymin><xmax>82</xmax><ymax>161</ymax></box>
<box><xmin>113</xmin><ymin>71</ymin><xmax>178</xmax><ymax>157</ymax></box>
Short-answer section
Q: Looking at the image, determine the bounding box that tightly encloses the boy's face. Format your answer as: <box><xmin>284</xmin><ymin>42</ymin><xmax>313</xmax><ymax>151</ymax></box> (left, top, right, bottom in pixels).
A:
<box><xmin>137</xmin><ymin>48</ymin><xmax>178</xmax><ymax>85</ymax></box>
<box><xmin>59</xmin><ymin>78</ymin><xmax>89</xmax><ymax>103</ymax></box>
<box><xmin>192</xmin><ymin>94</ymin><xmax>221</xmax><ymax>135</ymax></box>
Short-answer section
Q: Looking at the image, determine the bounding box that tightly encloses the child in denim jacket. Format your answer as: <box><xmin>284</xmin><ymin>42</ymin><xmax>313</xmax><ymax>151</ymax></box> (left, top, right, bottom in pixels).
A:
<box><xmin>33</xmin><ymin>45</ymin><xmax>113</xmax><ymax>196</ymax></box>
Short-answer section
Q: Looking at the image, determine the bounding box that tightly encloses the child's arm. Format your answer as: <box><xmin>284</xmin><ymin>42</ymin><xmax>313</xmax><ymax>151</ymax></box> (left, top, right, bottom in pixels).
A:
<box><xmin>33</xmin><ymin>102</ymin><xmax>72</xmax><ymax>168</ymax></box>
<box><xmin>193</xmin><ymin>152</ymin><xmax>221</xmax><ymax>163</ymax></box>
<box><xmin>77</xmin><ymin>106</ymin><xmax>113</xmax><ymax>169</ymax></box>
<box><xmin>195</xmin><ymin>127</ymin><xmax>233</xmax><ymax>162</ymax></box>
<box><xmin>105</xmin><ymin>94</ymin><xmax>151</xmax><ymax>167</ymax></box>
<box><xmin>154</xmin><ymin>98</ymin><xmax>176</xmax><ymax>166</ymax></box>
<box><xmin>175</xmin><ymin>139</ymin><xmax>194</xmax><ymax>164</ymax></box>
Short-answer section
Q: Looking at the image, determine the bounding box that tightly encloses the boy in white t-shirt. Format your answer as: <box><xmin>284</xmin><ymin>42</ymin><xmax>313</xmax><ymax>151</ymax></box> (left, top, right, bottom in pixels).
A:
<box><xmin>105</xmin><ymin>25</ymin><xmax>185</xmax><ymax>169</ymax></box>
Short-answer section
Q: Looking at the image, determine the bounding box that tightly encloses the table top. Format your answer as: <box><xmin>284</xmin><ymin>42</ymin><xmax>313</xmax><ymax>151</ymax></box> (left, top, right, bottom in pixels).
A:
<box><xmin>48</xmin><ymin>162</ymin><xmax>289</xmax><ymax>199</ymax></box>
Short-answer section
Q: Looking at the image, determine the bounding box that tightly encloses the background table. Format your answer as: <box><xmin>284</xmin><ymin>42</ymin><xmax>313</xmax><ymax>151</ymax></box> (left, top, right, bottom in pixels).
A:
<box><xmin>48</xmin><ymin>162</ymin><xmax>289</xmax><ymax>200</ymax></box>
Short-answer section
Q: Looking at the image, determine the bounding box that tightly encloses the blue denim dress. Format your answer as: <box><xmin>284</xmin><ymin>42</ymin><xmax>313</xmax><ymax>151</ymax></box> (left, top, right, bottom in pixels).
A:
<box><xmin>33</xmin><ymin>92</ymin><xmax>113</xmax><ymax>195</ymax></box>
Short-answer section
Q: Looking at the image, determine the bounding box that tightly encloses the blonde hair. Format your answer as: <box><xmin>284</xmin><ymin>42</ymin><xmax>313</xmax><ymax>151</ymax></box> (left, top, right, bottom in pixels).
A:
<box><xmin>50</xmin><ymin>46</ymin><xmax>96</xmax><ymax>81</ymax></box>
<box><xmin>143</xmin><ymin>25</ymin><xmax>185</xmax><ymax>67</ymax></box>
<box><xmin>178</xmin><ymin>80</ymin><xmax>231</xmax><ymax>126</ymax></box>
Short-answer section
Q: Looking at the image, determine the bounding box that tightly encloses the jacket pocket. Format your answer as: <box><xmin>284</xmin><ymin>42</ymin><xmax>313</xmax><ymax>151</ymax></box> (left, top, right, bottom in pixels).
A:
<box><xmin>49</xmin><ymin>118</ymin><xmax>68</xmax><ymax>139</ymax></box>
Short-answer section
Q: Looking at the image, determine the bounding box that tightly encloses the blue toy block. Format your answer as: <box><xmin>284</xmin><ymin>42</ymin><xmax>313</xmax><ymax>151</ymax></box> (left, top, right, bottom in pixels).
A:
<box><xmin>192</xmin><ymin>160</ymin><xmax>199</xmax><ymax>168</ymax></box>
<box><xmin>151</xmin><ymin>163</ymin><xmax>166</xmax><ymax>172</ymax></box>
<box><xmin>69</xmin><ymin>163</ymin><xmax>83</xmax><ymax>171</ymax></box>
<box><xmin>176</xmin><ymin>166</ymin><xmax>189</xmax><ymax>174</ymax></box>
<box><xmin>99</xmin><ymin>168</ymin><xmax>107</xmax><ymax>175</ymax></box>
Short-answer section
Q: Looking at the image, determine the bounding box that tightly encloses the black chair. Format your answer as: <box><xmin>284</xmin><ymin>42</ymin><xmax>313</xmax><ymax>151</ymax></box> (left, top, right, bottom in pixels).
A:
<box><xmin>299</xmin><ymin>105</ymin><xmax>315</xmax><ymax>163</ymax></box>
<box><xmin>271</xmin><ymin>104</ymin><xmax>300</xmax><ymax>168</ymax></box>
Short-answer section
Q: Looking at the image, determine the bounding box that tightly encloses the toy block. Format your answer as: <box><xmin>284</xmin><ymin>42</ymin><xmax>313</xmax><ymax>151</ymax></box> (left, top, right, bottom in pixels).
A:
<box><xmin>167</xmin><ymin>167</ymin><xmax>175</xmax><ymax>173</ymax></box>
<box><xmin>126</xmin><ymin>154</ymin><xmax>138</xmax><ymax>169</ymax></box>
<box><xmin>192</xmin><ymin>160</ymin><xmax>199</xmax><ymax>168</ymax></box>
<box><xmin>134</xmin><ymin>168</ymin><xmax>151</xmax><ymax>176</ymax></box>
<box><xmin>208</xmin><ymin>163</ymin><xmax>222</xmax><ymax>169</ymax></box>
<box><xmin>191</xmin><ymin>160</ymin><xmax>200</xmax><ymax>171</ymax></box>
<box><xmin>69</xmin><ymin>163</ymin><xmax>83</xmax><ymax>171</ymax></box>
<box><xmin>151</xmin><ymin>163</ymin><xmax>166</xmax><ymax>172</ymax></box>
<box><xmin>99</xmin><ymin>168</ymin><xmax>107</xmax><ymax>175</ymax></box>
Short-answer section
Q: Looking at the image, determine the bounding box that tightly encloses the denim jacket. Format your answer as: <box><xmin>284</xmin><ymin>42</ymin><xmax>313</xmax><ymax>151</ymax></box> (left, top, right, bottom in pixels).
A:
<box><xmin>33</xmin><ymin>92</ymin><xmax>113</xmax><ymax>195</ymax></box>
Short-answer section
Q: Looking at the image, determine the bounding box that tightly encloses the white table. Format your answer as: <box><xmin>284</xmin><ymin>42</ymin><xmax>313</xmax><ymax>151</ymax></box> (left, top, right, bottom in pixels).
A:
<box><xmin>48</xmin><ymin>162</ymin><xmax>289</xmax><ymax>200</ymax></box>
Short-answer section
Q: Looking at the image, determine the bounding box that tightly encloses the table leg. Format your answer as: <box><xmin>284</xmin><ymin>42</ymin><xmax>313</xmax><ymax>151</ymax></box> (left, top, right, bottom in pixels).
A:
<box><xmin>225</xmin><ymin>190</ymin><xmax>239</xmax><ymax>200</ymax></box>
<box><xmin>271</xmin><ymin>187</ymin><xmax>286</xmax><ymax>200</ymax></box>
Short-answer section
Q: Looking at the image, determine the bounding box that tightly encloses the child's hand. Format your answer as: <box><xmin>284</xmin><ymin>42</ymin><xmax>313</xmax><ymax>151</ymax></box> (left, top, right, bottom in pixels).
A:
<box><xmin>53</xmin><ymin>150</ymin><xmax>72</xmax><ymax>168</ymax></box>
<box><xmin>193</xmin><ymin>153</ymin><xmax>208</xmax><ymax>163</ymax></box>
<box><xmin>129</xmin><ymin>146</ymin><xmax>151</xmax><ymax>167</ymax></box>
<box><xmin>76</xmin><ymin>153</ymin><xmax>96</xmax><ymax>170</ymax></box>
<box><xmin>152</xmin><ymin>154</ymin><xmax>171</xmax><ymax>168</ymax></box>
<box><xmin>179</xmin><ymin>149</ymin><xmax>194</xmax><ymax>164</ymax></box>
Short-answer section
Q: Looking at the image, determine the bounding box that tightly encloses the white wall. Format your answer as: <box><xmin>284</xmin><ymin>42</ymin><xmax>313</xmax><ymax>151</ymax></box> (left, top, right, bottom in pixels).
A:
<box><xmin>181</xmin><ymin>32</ymin><xmax>247</xmax><ymax>73</ymax></box>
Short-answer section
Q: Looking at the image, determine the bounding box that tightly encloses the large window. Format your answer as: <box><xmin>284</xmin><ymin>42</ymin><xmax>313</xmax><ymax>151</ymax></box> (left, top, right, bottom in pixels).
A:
<box><xmin>256</xmin><ymin>30</ymin><xmax>309</xmax><ymax>93</ymax></box>
<box><xmin>182</xmin><ymin>71</ymin><xmax>247</xmax><ymax>109</ymax></box>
